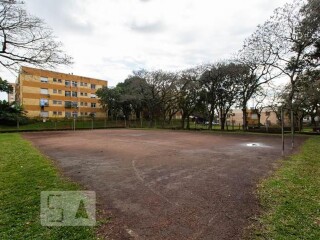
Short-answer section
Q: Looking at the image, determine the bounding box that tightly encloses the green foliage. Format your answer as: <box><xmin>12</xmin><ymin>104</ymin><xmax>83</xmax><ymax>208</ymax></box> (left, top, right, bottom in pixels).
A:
<box><xmin>0</xmin><ymin>100</ymin><xmax>28</xmax><ymax>125</ymax></box>
<box><xmin>0</xmin><ymin>78</ymin><xmax>13</xmax><ymax>93</ymax></box>
<box><xmin>0</xmin><ymin>134</ymin><xmax>96</xmax><ymax>239</ymax></box>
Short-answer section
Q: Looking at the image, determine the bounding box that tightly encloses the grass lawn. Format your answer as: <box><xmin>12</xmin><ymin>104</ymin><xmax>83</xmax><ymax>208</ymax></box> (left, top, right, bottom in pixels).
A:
<box><xmin>0</xmin><ymin>133</ymin><xmax>96</xmax><ymax>239</ymax></box>
<box><xmin>252</xmin><ymin>136</ymin><xmax>320</xmax><ymax>239</ymax></box>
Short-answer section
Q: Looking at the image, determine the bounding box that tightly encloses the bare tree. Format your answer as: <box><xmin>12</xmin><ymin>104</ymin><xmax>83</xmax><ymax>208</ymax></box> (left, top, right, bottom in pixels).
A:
<box><xmin>236</xmin><ymin>32</ymin><xmax>280</xmax><ymax>130</ymax></box>
<box><xmin>0</xmin><ymin>0</ymin><xmax>72</xmax><ymax>70</ymax></box>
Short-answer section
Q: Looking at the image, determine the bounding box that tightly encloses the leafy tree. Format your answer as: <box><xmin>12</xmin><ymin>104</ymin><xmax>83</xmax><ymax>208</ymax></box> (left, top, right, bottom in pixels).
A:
<box><xmin>0</xmin><ymin>100</ymin><xmax>26</xmax><ymax>125</ymax></box>
<box><xmin>177</xmin><ymin>67</ymin><xmax>202</xmax><ymax>129</ymax></box>
<box><xmin>0</xmin><ymin>77</ymin><xmax>12</xmax><ymax>93</ymax></box>
<box><xmin>215</xmin><ymin>62</ymin><xmax>241</xmax><ymax>130</ymax></box>
<box><xmin>199</xmin><ymin>64</ymin><xmax>220</xmax><ymax>130</ymax></box>
<box><xmin>96</xmin><ymin>87</ymin><xmax>121</xmax><ymax>119</ymax></box>
<box><xmin>120</xmin><ymin>75</ymin><xmax>146</xmax><ymax>120</ymax></box>
<box><xmin>0</xmin><ymin>0</ymin><xmax>72</xmax><ymax>71</ymax></box>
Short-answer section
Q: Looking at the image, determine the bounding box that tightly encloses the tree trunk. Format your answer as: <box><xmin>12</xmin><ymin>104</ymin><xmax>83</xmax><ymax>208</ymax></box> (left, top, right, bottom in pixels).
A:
<box><xmin>208</xmin><ymin>113</ymin><xmax>213</xmax><ymax>130</ymax></box>
<box><xmin>220</xmin><ymin>108</ymin><xmax>224</xmax><ymax>130</ymax></box>
<box><xmin>221</xmin><ymin>116</ymin><xmax>226</xmax><ymax>130</ymax></box>
<box><xmin>257</xmin><ymin>113</ymin><xmax>261</xmax><ymax>128</ymax></box>
<box><xmin>181</xmin><ymin>113</ymin><xmax>186</xmax><ymax>129</ymax></box>
<box><xmin>242</xmin><ymin>108</ymin><xmax>247</xmax><ymax>131</ymax></box>
<box><xmin>186</xmin><ymin>115</ymin><xmax>190</xmax><ymax>129</ymax></box>
<box><xmin>311</xmin><ymin>115</ymin><xmax>316</xmax><ymax>127</ymax></box>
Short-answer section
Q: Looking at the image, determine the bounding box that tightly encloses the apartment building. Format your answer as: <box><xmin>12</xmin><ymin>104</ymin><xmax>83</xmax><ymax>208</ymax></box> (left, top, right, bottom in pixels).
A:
<box><xmin>16</xmin><ymin>66</ymin><xmax>108</xmax><ymax>118</ymax></box>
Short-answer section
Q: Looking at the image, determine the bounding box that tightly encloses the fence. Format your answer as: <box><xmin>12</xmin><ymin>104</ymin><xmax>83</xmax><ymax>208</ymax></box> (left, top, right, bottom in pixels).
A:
<box><xmin>0</xmin><ymin>117</ymin><xmax>317</xmax><ymax>133</ymax></box>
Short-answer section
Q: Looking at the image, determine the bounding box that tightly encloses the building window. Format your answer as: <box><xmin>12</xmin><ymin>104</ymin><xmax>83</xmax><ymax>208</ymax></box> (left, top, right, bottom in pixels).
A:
<box><xmin>52</xmin><ymin>111</ymin><xmax>62</xmax><ymax>116</ymax></box>
<box><xmin>72</xmin><ymin>91</ymin><xmax>77</xmax><ymax>97</ymax></box>
<box><xmin>91</xmin><ymin>103</ymin><xmax>96</xmax><ymax>108</ymax></box>
<box><xmin>65</xmin><ymin>101</ymin><xmax>77</xmax><ymax>108</ymax></box>
<box><xmin>53</xmin><ymin>111</ymin><xmax>62</xmax><ymax>116</ymax></box>
<box><xmin>90</xmin><ymin>94</ymin><xmax>96</xmax><ymax>98</ymax></box>
<box><xmin>65</xmin><ymin>112</ymin><xmax>72</xmax><ymax>118</ymax></box>
<box><xmin>72</xmin><ymin>81</ymin><xmax>78</xmax><ymax>87</ymax></box>
<box><xmin>85</xmin><ymin>93</ymin><xmax>88</xmax><ymax>96</ymax></box>
<box><xmin>80</xmin><ymin>82</ymin><xmax>84</xmax><ymax>86</ymax></box>
<box><xmin>72</xmin><ymin>112</ymin><xmax>78</xmax><ymax>118</ymax></box>
<box><xmin>84</xmin><ymin>82</ymin><xmax>88</xmax><ymax>87</ymax></box>
<box><xmin>40</xmin><ymin>88</ymin><xmax>49</xmax><ymax>94</ymax></box>
<box><xmin>53</xmin><ymin>100</ymin><xmax>62</xmax><ymax>105</ymax></box>
<box><xmin>53</xmin><ymin>78</ymin><xmax>57</xmax><ymax>82</ymax></box>
<box><xmin>53</xmin><ymin>89</ymin><xmax>57</xmax><ymax>93</ymax></box>
<box><xmin>58</xmin><ymin>90</ymin><xmax>62</xmax><ymax>94</ymax></box>
<box><xmin>80</xmin><ymin>102</ymin><xmax>84</xmax><ymax>106</ymax></box>
<box><xmin>91</xmin><ymin>84</ymin><xmax>96</xmax><ymax>89</ymax></box>
<box><xmin>40</xmin><ymin>77</ymin><xmax>48</xmax><ymax>83</ymax></box>
<box><xmin>58</xmin><ymin>79</ymin><xmax>62</xmax><ymax>83</ymax></box>
<box><xmin>65</xmin><ymin>101</ymin><xmax>71</xmax><ymax>108</ymax></box>
<box><xmin>65</xmin><ymin>80</ymin><xmax>71</xmax><ymax>86</ymax></box>
<box><xmin>80</xmin><ymin>92</ymin><xmax>84</xmax><ymax>96</ymax></box>
<box><xmin>65</xmin><ymin>91</ymin><xmax>71</xmax><ymax>97</ymax></box>
<box><xmin>40</xmin><ymin>111</ymin><xmax>49</xmax><ymax>117</ymax></box>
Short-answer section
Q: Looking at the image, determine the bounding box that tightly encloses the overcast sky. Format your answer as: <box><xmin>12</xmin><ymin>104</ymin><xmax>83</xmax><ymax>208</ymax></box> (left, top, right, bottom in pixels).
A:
<box><xmin>0</xmin><ymin>0</ymin><xmax>289</xmax><ymax>100</ymax></box>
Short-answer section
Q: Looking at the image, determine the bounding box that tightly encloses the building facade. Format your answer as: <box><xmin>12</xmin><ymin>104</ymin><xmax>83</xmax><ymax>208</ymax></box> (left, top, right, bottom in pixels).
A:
<box><xmin>7</xmin><ymin>83</ymin><xmax>16</xmax><ymax>103</ymax></box>
<box><xmin>16</xmin><ymin>66</ymin><xmax>108</xmax><ymax>119</ymax></box>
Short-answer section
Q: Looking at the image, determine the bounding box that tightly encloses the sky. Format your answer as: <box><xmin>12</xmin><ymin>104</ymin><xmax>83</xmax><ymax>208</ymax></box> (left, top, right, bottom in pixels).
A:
<box><xmin>0</xmin><ymin>0</ymin><xmax>289</xmax><ymax>100</ymax></box>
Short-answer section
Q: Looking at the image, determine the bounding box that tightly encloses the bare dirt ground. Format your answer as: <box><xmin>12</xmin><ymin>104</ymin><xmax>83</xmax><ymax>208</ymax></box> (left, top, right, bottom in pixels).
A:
<box><xmin>23</xmin><ymin>129</ymin><xmax>306</xmax><ymax>240</ymax></box>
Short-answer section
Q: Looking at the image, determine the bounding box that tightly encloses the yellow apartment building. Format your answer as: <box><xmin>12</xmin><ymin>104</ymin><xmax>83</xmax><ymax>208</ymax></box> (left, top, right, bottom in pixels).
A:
<box><xmin>16</xmin><ymin>66</ymin><xmax>108</xmax><ymax>119</ymax></box>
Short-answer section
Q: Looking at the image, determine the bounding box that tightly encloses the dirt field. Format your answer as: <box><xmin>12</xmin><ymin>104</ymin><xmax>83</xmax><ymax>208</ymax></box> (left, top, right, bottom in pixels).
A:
<box><xmin>23</xmin><ymin>129</ymin><xmax>306</xmax><ymax>239</ymax></box>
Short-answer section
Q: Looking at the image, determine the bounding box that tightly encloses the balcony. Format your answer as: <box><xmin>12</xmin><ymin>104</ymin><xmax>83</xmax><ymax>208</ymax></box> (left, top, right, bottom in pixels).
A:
<box><xmin>65</xmin><ymin>101</ymin><xmax>78</xmax><ymax>108</ymax></box>
<box><xmin>40</xmin><ymin>102</ymin><xmax>49</xmax><ymax>107</ymax></box>
<box><xmin>40</xmin><ymin>100</ymin><xmax>49</xmax><ymax>107</ymax></box>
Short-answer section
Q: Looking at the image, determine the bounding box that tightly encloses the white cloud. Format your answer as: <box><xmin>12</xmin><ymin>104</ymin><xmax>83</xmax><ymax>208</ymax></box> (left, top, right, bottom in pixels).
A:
<box><xmin>0</xmin><ymin>0</ymin><xmax>289</xmax><ymax>100</ymax></box>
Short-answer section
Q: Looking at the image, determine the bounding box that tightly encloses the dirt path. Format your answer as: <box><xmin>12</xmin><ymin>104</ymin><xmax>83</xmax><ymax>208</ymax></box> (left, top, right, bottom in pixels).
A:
<box><xmin>23</xmin><ymin>130</ymin><xmax>306</xmax><ymax>239</ymax></box>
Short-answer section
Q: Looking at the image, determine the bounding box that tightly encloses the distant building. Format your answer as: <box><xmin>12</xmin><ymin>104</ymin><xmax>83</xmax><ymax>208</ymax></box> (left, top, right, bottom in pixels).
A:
<box><xmin>16</xmin><ymin>66</ymin><xmax>108</xmax><ymax>119</ymax></box>
<box><xmin>7</xmin><ymin>83</ymin><xmax>16</xmax><ymax>104</ymax></box>
<box><xmin>226</xmin><ymin>108</ymin><xmax>289</xmax><ymax>127</ymax></box>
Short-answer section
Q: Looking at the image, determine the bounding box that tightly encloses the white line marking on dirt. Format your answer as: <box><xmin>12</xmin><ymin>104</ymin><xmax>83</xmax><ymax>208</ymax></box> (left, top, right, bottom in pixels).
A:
<box><xmin>125</xmin><ymin>228</ymin><xmax>140</xmax><ymax>239</ymax></box>
<box><xmin>132</xmin><ymin>159</ymin><xmax>179</xmax><ymax>207</ymax></box>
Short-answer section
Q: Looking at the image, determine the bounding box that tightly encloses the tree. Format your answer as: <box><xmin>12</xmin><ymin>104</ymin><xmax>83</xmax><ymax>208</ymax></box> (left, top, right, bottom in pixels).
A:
<box><xmin>96</xmin><ymin>87</ymin><xmax>121</xmax><ymax>119</ymax></box>
<box><xmin>250</xmin><ymin>0</ymin><xmax>320</xmax><ymax>135</ymax></box>
<box><xmin>236</xmin><ymin>32</ymin><xmax>279</xmax><ymax>130</ymax></box>
<box><xmin>0</xmin><ymin>0</ymin><xmax>72</xmax><ymax>71</ymax></box>
<box><xmin>119</xmin><ymin>75</ymin><xmax>147</xmax><ymax>120</ymax></box>
<box><xmin>215</xmin><ymin>62</ymin><xmax>241</xmax><ymax>130</ymax></box>
<box><xmin>0</xmin><ymin>77</ymin><xmax>12</xmax><ymax>92</ymax></box>
<box><xmin>177</xmin><ymin>67</ymin><xmax>202</xmax><ymax>129</ymax></box>
<box><xmin>291</xmin><ymin>70</ymin><xmax>320</xmax><ymax>128</ymax></box>
<box><xmin>0</xmin><ymin>100</ymin><xmax>26</xmax><ymax>125</ymax></box>
<box><xmin>199</xmin><ymin>64</ymin><xmax>220</xmax><ymax>130</ymax></box>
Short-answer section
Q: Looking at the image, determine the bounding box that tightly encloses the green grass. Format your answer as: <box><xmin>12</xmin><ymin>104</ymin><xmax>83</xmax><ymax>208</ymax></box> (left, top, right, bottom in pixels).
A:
<box><xmin>0</xmin><ymin>133</ymin><xmax>96</xmax><ymax>239</ymax></box>
<box><xmin>252</xmin><ymin>136</ymin><xmax>320</xmax><ymax>239</ymax></box>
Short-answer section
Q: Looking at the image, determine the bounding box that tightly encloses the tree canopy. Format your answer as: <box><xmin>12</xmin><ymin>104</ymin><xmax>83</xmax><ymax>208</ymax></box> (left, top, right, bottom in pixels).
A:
<box><xmin>0</xmin><ymin>0</ymin><xmax>72</xmax><ymax>71</ymax></box>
